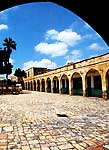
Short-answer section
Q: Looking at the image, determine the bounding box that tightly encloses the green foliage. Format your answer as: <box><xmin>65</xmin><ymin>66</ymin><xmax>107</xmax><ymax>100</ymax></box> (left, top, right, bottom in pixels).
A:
<box><xmin>14</xmin><ymin>68</ymin><xmax>26</xmax><ymax>89</ymax></box>
<box><xmin>3</xmin><ymin>37</ymin><xmax>16</xmax><ymax>52</ymax></box>
<box><xmin>14</xmin><ymin>68</ymin><xmax>26</xmax><ymax>78</ymax></box>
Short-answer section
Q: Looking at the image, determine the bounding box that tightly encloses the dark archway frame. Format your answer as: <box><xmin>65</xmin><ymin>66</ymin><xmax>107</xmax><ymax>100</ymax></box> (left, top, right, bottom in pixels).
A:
<box><xmin>0</xmin><ymin>0</ymin><xmax>109</xmax><ymax>46</ymax></box>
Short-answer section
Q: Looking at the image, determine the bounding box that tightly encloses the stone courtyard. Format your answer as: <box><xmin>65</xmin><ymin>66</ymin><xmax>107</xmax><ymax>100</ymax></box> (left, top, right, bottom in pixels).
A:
<box><xmin>0</xmin><ymin>91</ymin><xmax>109</xmax><ymax>150</ymax></box>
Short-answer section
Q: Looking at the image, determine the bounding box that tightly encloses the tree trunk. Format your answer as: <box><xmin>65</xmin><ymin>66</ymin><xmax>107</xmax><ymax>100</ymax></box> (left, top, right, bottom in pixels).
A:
<box><xmin>6</xmin><ymin>74</ymin><xmax>8</xmax><ymax>80</ymax></box>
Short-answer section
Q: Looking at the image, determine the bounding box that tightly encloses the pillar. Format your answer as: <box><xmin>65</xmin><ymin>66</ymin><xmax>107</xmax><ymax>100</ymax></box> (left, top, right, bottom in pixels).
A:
<box><xmin>25</xmin><ymin>83</ymin><xmax>26</xmax><ymax>90</ymax></box>
<box><xmin>51</xmin><ymin>79</ymin><xmax>53</xmax><ymax>93</ymax></box>
<box><xmin>82</xmin><ymin>76</ymin><xmax>86</xmax><ymax>97</ymax></box>
<box><xmin>36</xmin><ymin>81</ymin><xmax>38</xmax><ymax>91</ymax></box>
<box><xmin>32</xmin><ymin>80</ymin><xmax>34</xmax><ymax>91</ymax></box>
<box><xmin>40</xmin><ymin>80</ymin><xmax>42</xmax><ymax>92</ymax></box>
<box><xmin>28</xmin><ymin>82</ymin><xmax>29</xmax><ymax>90</ymax></box>
<box><xmin>69</xmin><ymin>77</ymin><xmax>72</xmax><ymax>96</ymax></box>
<box><xmin>34</xmin><ymin>80</ymin><xmax>36</xmax><ymax>91</ymax></box>
<box><xmin>45</xmin><ymin>80</ymin><xmax>47</xmax><ymax>92</ymax></box>
<box><xmin>59</xmin><ymin>78</ymin><xmax>61</xmax><ymax>94</ymax></box>
<box><xmin>101</xmin><ymin>73</ymin><xmax>107</xmax><ymax>100</ymax></box>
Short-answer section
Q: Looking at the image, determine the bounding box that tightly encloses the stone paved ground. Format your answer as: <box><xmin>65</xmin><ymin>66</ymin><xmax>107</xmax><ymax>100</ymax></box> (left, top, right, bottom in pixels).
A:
<box><xmin>0</xmin><ymin>91</ymin><xmax>109</xmax><ymax>150</ymax></box>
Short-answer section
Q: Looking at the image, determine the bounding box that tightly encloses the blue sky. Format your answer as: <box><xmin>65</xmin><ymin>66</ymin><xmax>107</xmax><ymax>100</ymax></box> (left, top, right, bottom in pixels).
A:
<box><xmin>0</xmin><ymin>2</ymin><xmax>109</xmax><ymax>74</ymax></box>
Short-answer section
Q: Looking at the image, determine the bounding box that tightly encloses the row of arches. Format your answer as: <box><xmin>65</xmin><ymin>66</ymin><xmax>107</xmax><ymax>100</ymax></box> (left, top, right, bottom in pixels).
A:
<box><xmin>24</xmin><ymin>68</ymin><xmax>109</xmax><ymax>99</ymax></box>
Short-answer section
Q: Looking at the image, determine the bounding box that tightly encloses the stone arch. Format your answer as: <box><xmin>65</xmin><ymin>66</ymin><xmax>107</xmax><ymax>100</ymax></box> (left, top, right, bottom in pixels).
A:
<box><xmin>71</xmin><ymin>72</ymin><xmax>83</xmax><ymax>95</ymax></box>
<box><xmin>37</xmin><ymin>79</ymin><xmax>40</xmax><ymax>91</ymax></box>
<box><xmin>41</xmin><ymin>79</ymin><xmax>45</xmax><ymax>92</ymax></box>
<box><xmin>53</xmin><ymin>76</ymin><xmax>59</xmax><ymax>93</ymax></box>
<box><xmin>86</xmin><ymin>69</ymin><xmax>102</xmax><ymax>97</ymax></box>
<box><xmin>46</xmin><ymin>77</ymin><xmax>51</xmax><ymax>93</ymax></box>
<box><xmin>61</xmin><ymin>74</ymin><xmax>69</xmax><ymax>94</ymax></box>
<box><xmin>0</xmin><ymin>1</ymin><xmax>108</xmax><ymax>46</ymax></box>
<box><xmin>27</xmin><ymin>82</ymin><xmax>29</xmax><ymax>90</ymax></box>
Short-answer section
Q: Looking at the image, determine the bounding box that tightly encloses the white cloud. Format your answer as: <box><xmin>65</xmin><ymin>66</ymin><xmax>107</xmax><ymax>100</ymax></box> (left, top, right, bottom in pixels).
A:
<box><xmin>9</xmin><ymin>58</ymin><xmax>14</xmax><ymax>64</ymax></box>
<box><xmin>23</xmin><ymin>59</ymin><xmax>57</xmax><ymax>70</ymax></box>
<box><xmin>0</xmin><ymin>24</ymin><xmax>8</xmax><ymax>30</ymax></box>
<box><xmin>45</xmin><ymin>29</ymin><xmax>81</xmax><ymax>46</ymax></box>
<box><xmin>88</xmin><ymin>43</ymin><xmax>104</xmax><ymax>50</ymax></box>
<box><xmin>35</xmin><ymin>28</ymin><xmax>82</xmax><ymax>57</ymax></box>
<box><xmin>35</xmin><ymin>42</ymin><xmax>68</xmax><ymax>57</ymax></box>
<box><xmin>57</xmin><ymin>29</ymin><xmax>81</xmax><ymax>46</ymax></box>
<box><xmin>65</xmin><ymin>49</ymin><xmax>81</xmax><ymax>64</ymax></box>
<box><xmin>45</xmin><ymin>29</ymin><xmax>58</xmax><ymax>40</ymax></box>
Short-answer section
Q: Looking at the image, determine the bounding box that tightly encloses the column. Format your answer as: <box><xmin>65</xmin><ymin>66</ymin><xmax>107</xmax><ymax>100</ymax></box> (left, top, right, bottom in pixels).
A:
<box><xmin>32</xmin><ymin>80</ymin><xmax>34</xmax><ymax>91</ymax></box>
<box><xmin>69</xmin><ymin>77</ymin><xmax>72</xmax><ymax>96</ymax></box>
<box><xmin>36</xmin><ymin>80</ymin><xmax>38</xmax><ymax>91</ymax></box>
<box><xmin>45</xmin><ymin>80</ymin><xmax>47</xmax><ymax>92</ymax></box>
<box><xmin>59</xmin><ymin>79</ymin><xmax>61</xmax><ymax>94</ymax></box>
<box><xmin>102</xmin><ymin>74</ymin><xmax>107</xmax><ymax>100</ymax></box>
<box><xmin>51</xmin><ymin>79</ymin><xmax>53</xmax><ymax>93</ymax></box>
<box><xmin>34</xmin><ymin>80</ymin><xmax>36</xmax><ymax>91</ymax></box>
<box><xmin>82</xmin><ymin>76</ymin><xmax>86</xmax><ymax>97</ymax></box>
<box><xmin>24</xmin><ymin>83</ymin><xmax>26</xmax><ymax>90</ymax></box>
<box><xmin>28</xmin><ymin>82</ymin><xmax>29</xmax><ymax>90</ymax></box>
<box><xmin>40</xmin><ymin>80</ymin><xmax>42</xmax><ymax>92</ymax></box>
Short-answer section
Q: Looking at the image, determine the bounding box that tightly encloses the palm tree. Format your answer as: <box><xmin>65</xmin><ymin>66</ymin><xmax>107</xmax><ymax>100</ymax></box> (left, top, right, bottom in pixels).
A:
<box><xmin>3</xmin><ymin>37</ymin><xmax>16</xmax><ymax>80</ymax></box>
<box><xmin>3</xmin><ymin>37</ymin><xmax>16</xmax><ymax>63</ymax></box>
<box><xmin>3</xmin><ymin>37</ymin><xmax>16</xmax><ymax>56</ymax></box>
<box><xmin>5</xmin><ymin>63</ymin><xmax>13</xmax><ymax>80</ymax></box>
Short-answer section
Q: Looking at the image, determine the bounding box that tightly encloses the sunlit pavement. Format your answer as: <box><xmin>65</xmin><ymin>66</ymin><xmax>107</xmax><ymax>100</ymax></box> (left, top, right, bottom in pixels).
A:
<box><xmin>0</xmin><ymin>91</ymin><xmax>109</xmax><ymax>150</ymax></box>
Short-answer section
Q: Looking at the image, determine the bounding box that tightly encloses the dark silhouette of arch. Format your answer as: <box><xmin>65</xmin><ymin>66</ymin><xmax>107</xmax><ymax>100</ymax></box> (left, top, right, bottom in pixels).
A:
<box><xmin>71</xmin><ymin>72</ymin><xmax>83</xmax><ymax>95</ymax></box>
<box><xmin>86</xmin><ymin>69</ymin><xmax>102</xmax><ymax>97</ymax></box>
<box><xmin>0</xmin><ymin>0</ymin><xmax>109</xmax><ymax>46</ymax></box>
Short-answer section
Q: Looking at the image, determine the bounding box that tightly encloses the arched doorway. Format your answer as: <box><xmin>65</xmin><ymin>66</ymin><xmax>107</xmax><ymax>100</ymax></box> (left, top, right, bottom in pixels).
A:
<box><xmin>37</xmin><ymin>80</ymin><xmax>40</xmax><ymax>91</ymax></box>
<box><xmin>86</xmin><ymin>69</ymin><xmax>102</xmax><ymax>97</ymax></box>
<box><xmin>33</xmin><ymin>80</ymin><xmax>36</xmax><ymax>91</ymax></box>
<box><xmin>41</xmin><ymin>79</ymin><xmax>45</xmax><ymax>92</ymax></box>
<box><xmin>53</xmin><ymin>76</ymin><xmax>59</xmax><ymax>93</ymax></box>
<box><xmin>61</xmin><ymin>74</ymin><xmax>69</xmax><ymax>94</ymax></box>
<box><xmin>72</xmin><ymin>72</ymin><xmax>83</xmax><ymax>95</ymax></box>
<box><xmin>0</xmin><ymin>1</ymin><xmax>108</xmax><ymax>46</ymax></box>
<box><xmin>46</xmin><ymin>78</ymin><xmax>51</xmax><ymax>93</ymax></box>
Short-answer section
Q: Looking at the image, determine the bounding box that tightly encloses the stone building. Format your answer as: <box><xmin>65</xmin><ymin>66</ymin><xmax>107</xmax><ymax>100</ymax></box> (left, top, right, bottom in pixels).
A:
<box><xmin>24</xmin><ymin>53</ymin><xmax>109</xmax><ymax>100</ymax></box>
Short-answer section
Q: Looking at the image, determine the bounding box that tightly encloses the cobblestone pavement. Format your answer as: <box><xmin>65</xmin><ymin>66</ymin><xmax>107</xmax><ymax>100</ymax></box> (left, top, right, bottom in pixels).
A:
<box><xmin>0</xmin><ymin>91</ymin><xmax>109</xmax><ymax>150</ymax></box>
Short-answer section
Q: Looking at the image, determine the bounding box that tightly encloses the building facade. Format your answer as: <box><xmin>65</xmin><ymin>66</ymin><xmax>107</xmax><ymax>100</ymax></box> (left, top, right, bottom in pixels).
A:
<box><xmin>24</xmin><ymin>53</ymin><xmax>109</xmax><ymax>100</ymax></box>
